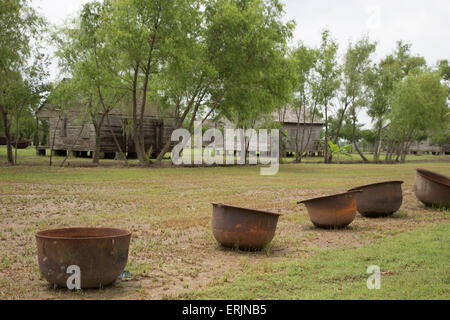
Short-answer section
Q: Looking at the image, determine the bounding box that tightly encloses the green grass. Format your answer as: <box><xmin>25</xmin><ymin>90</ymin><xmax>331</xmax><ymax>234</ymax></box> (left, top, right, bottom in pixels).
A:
<box><xmin>283</xmin><ymin>152</ymin><xmax>448</xmax><ymax>163</ymax></box>
<box><xmin>0</xmin><ymin>145</ymin><xmax>449</xmax><ymax>300</ymax></box>
<box><xmin>1</xmin><ymin>146</ymin><xmax>448</xmax><ymax>167</ymax></box>
<box><xmin>181</xmin><ymin>223</ymin><xmax>450</xmax><ymax>300</ymax></box>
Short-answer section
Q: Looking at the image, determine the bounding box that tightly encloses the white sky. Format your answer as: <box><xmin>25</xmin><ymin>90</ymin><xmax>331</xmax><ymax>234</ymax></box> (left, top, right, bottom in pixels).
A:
<box><xmin>31</xmin><ymin>0</ymin><xmax>450</xmax><ymax>128</ymax></box>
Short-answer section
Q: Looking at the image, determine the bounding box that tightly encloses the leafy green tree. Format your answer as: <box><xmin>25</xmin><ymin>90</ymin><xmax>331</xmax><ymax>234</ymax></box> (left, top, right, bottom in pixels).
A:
<box><xmin>98</xmin><ymin>0</ymin><xmax>203</xmax><ymax>166</ymax></box>
<box><xmin>44</xmin><ymin>79</ymin><xmax>77</xmax><ymax>166</ymax></box>
<box><xmin>153</xmin><ymin>0</ymin><xmax>295</xmax><ymax>162</ymax></box>
<box><xmin>289</xmin><ymin>30</ymin><xmax>340</xmax><ymax>163</ymax></box>
<box><xmin>366</xmin><ymin>41</ymin><xmax>426</xmax><ymax>162</ymax></box>
<box><xmin>290</xmin><ymin>43</ymin><xmax>317</xmax><ymax>162</ymax></box>
<box><xmin>54</xmin><ymin>1</ymin><xmax>129</xmax><ymax>165</ymax></box>
<box><xmin>0</xmin><ymin>0</ymin><xmax>46</xmax><ymax>165</ymax></box>
<box><xmin>333</xmin><ymin>37</ymin><xmax>376</xmax><ymax>163</ymax></box>
<box><xmin>438</xmin><ymin>60</ymin><xmax>450</xmax><ymax>81</ymax></box>
<box><xmin>312</xmin><ymin>30</ymin><xmax>340</xmax><ymax>163</ymax></box>
<box><xmin>387</xmin><ymin>70</ymin><xmax>449</xmax><ymax>162</ymax></box>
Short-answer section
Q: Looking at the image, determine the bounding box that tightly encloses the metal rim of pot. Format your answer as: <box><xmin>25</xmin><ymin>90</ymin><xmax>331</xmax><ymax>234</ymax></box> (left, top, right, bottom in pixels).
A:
<box><xmin>415</xmin><ymin>168</ymin><xmax>450</xmax><ymax>187</ymax></box>
<box><xmin>211</xmin><ymin>202</ymin><xmax>282</xmax><ymax>216</ymax></box>
<box><xmin>296</xmin><ymin>190</ymin><xmax>362</xmax><ymax>205</ymax></box>
<box><xmin>348</xmin><ymin>180</ymin><xmax>404</xmax><ymax>192</ymax></box>
<box><xmin>35</xmin><ymin>227</ymin><xmax>132</xmax><ymax>241</ymax></box>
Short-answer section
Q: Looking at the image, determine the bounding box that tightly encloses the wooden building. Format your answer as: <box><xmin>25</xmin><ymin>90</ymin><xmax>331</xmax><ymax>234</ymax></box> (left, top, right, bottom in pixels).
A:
<box><xmin>36</xmin><ymin>103</ymin><xmax>176</xmax><ymax>158</ymax></box>
<box><xmin>273</xmin><ymin>108</ymin><xmax>324</xmax><ymax>155</ymax></box>
<box><xmin>409</xmin><ymin>134</ymin><xmax>450</xmax><ymax>155</ymax></box>
<box><xmin>202</xmin><ymin>107</ymin><xmax>324</xmax><ymax>156</ymax></box>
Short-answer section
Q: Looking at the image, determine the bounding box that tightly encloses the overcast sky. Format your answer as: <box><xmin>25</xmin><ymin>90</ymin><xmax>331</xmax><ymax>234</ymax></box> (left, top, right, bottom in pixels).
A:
<box><xmin>31</xmin><ymin>0</ymin><xmax>450</xmax><ymax>127</ymax></box>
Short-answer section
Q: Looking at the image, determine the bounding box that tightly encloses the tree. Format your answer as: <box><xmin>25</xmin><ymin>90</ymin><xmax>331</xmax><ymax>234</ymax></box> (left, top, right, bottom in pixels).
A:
<box><xmin>0</xmin><ymin>0</ymin><xmax>46</xmax><ymax>165</ymax></box>
<box><xmin>387</xmin><ymin>70</ymin><xmax>449</xmax><ymax>162</ymax></box>
<box><xmin>153</xmin><ymin>0</ymin><xmax>295</xmax><ymax>163</ymax></box>
<box><xmin>438</xmin><ymin>60</ymin><xmax>450</xmax><ymax>81</ymax></box>
<box><xmin>54</xmin><ymin>1</ymin><xmax>129</xmax><ymax>165</ymax></box>
<box><xmin>44</xmin><ymin>79</ymin><xmax>75</xmax><ymax>166</ymax></box>
<box><xmin>331</xmin><ymin>37</ymin><xmax>376</xmax><ymax>163</ymax></box>
<box><xmin>287</xmin><ymin>30</ymin><xmax>340</xmax><ymax>163</ymax></box>
<box><xmin>97</xmin><ymin>0</ymin><xmax>203</xmax><ymax>166</ymax></box>
<box><xmin>290</xmin><ymin>43</ymin><xmax>317</xmax><ymax>162</ymax></box>
<box><xmin>366</xmin><ymin>41</ymin><xmax>426</xmax><ymax>162</ymax></box>
<box><xmin>312</xmin><ymin>30</ymin><xmax>340</xmax><ymax>163</ymax></box>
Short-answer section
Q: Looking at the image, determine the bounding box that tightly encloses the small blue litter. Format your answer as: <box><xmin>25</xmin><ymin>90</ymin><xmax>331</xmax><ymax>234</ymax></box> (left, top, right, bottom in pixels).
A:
<box><xmin>119</xmin><ymin>270</ymin><xmax>131</xmax><ymax>280</ymax></box>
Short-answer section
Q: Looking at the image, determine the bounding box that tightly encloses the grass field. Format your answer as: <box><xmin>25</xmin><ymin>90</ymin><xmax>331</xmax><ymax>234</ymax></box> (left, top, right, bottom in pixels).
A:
<box><xmin>0</xmin><ymin>146</ymin><xmax>448</xmax><ymax>166</ymax></box>
<box><xmin>0</xmin><ymin>146</ymin><xmax>449</xmax><ymax>299</ymax></box>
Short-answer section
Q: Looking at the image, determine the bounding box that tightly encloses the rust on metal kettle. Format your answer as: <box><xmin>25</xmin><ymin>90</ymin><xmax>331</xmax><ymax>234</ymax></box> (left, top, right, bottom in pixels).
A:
<box><xmin>211</xmin><ymin>203</ymin><xmax>281</xmax><ymax>250</ymax></box>
<box><xmin>35</xmin><ymin>227</ymin><xmax>131</xmax><ymax>289</ymax></box>
<box><xmin>297</xmin><ymin>191</ymin><xmax>361</xmax><ymax>228</ymax></box>
<box><xmin>348</xmin><ymin>181</ymin><xmax>403</xmax><ymax>217</ymax></box>
<box><xmin>414</xmin><ymin>168</ymin><xmax>450</xmax><ymax>208</ymax></box>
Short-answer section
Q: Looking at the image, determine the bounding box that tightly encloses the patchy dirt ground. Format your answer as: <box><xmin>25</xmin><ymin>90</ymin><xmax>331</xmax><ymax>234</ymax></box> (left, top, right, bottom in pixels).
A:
<box><xmin>0</xmin><ymin>160</ymin><xmax>448</xmax><ymax>299</ymax></box>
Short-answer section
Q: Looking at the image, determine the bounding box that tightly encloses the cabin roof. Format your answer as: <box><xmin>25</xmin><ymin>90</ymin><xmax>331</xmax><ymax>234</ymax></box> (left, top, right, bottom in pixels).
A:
<box><xmin>37</xmin><ymin>78</ymin><xmax>175</xmax><ymax>119</ymax></box>
<box><xmin>273</xmin><ymin>106</ymin><xmax>324</xmax><ymax>125</ymax></box>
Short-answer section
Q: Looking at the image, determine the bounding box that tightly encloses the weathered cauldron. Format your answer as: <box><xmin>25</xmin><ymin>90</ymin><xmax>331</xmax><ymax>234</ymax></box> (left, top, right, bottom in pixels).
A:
<box><xmin>12</xmin><ymin>139</ymin><xmax>32</xmax><ymax>149</ymax></box>
<box><xmin>211</xmin><ymin>203</ymin><xmax>281</xmax><ymax>250</ymax></box>
<box><xmin>348</xmin><ymin>181</ymin><xmax>404</xmax><ymax>218</ymax></box>
<box><xmin>297</xmin><ymin>191</ymin><xmax>361</xmax><ymax>228</ymax></box>
<box><xmin>414</xmin><ymin>168</ymin><xmax>450</xmax><ymax>208</ymax></box>
<box><xmin>36</xmin><ymin>227</ymin><xmax>131</xmax><ymax>289</ymax></box>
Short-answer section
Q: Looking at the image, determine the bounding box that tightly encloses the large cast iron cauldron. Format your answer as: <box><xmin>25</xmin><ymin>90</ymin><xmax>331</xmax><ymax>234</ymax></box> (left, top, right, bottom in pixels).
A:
<box><xmin>414</xmin><ymin>168</ymin><xmax>450</xmax><ymax>208</ymax></box>
<box><xmin>212</xmin><ymin>203</ymin><xmax>281</xmax><ymax>250</ymax></box>
<box><xmin>36</xmin><ymin>227</ymin><xmax>131</xmax><ymax>289</ymax></box>
<box><xmin>297</xmin><ymin>191</ymin><xmax>361</xmax><ymax>228</ymax></box>
<box><xmin>348</xmin><ymin>181</ymin><xmax>403</xmax><ymax>217</ymax></box>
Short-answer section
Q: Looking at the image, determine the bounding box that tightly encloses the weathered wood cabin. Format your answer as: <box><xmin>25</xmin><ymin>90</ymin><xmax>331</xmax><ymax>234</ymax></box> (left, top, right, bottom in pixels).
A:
<box><xmin>409</xmin><ymin>134</ymin><xmax>450</xmax><ymax>155</ymax></box>
<box><xmin>202</xmin><ymin>107</ymin><xmax>324</xmax><ymax>156</ymax></box>
<box><xmin>274</xmin><ymin>108</ymin><xmax>324</xmax><ymax>156</ymax></box>
<box><xmin>36</xmin><ymin>103</ymin><xmax>176</xmax><ymax>159</ymax></box>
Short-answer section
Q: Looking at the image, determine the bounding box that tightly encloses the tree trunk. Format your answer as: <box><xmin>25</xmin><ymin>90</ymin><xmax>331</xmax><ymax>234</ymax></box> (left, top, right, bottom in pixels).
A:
<box><xmin>384</xmin><ymin>143</ymin><xmax>391</xmax><ymax>162</ymax></box>
<box><xmin>351</xmin><ymin>110</ymin><xmax>369</xmax><ymax>163</ymax></box>
<box><xmin>156</xmin><ymin>101</ymin><xmax>192</xmax><ymax>163</ymax></box>
<box><xmin>373</xmin><ymin>121</ymin><xmax>382</xmax><ymax>163</ymax></box>
<box><xmin>92</xmin><ymin>113</ymin><xmax>106</xmax><ymax>165</ymax></box>
<box><xmin>297</xmin><ymin>108</ymin><xmax>308</xmax><ymax>163</ymax></box>
<box><xmin>132</xmin><ymin>116</ymin><xmax>148</xmax><ymax>166</ymax></box>
<box><xmin>104</xmin><ymin>112</ymin><xmax>128</xmax><ymax>166</ymax></box>
<box><xmin>294</xmin><ymin>103</ymin><xmax>303</xmax><ymax>163</ymax></box>
<box><xmin>14</xmin><ymin>115</ymin><xmax>19</xmax><ymax>165</ymax></box>
<box><xmin>294</xmin><ymin>119</ymin><xmax>301</xmax><ymax>163</ymax></box>
<box><xmin>155</xmin><ymin>84</ymin><xmax>206</xmax><ymax>164</ymax></box>
<box><xmin>188</xmin><ymin>90</ymin><xmax>207</xmax><ymax>133</ymax></box>
<box><xmin>60</xmin><ymin>120</ymin><xmax>86</xmax><ymax>167</ymax></box>
<box><xmin>301</xmin><ymin>109</ymin><xmax>318</xmax><ymax>162</ymax></box>
<box><xmin>1</xmin><ymin>105</ymin><xmax>14</xmax><ymax>165</ymax></box>
<box><xmin>329</xmin><ymin>99</ymin><xmax>351</xmax><ymax>163</ymax></box>
<box><xmin>93</xmin><ymin>132</ymin><xmax>101</xmax><ymax>164</ymax></box>
<box><xmin>394</xmin><ymin>144</ymin><xmax>401</xmax><ymax>162</ymax></box>
<box><xmin>95</xmin><ymin>86</ymin><xmax>128</xmax><ymax>166</ymax></box>
<box><xmin>34</xmin><ymin>117</ymin><xmax>40</xmax><ymax>156</ymax></box>
<box><xmin>131</xmin><ymin>64</ymin><xmax>149</xmax><ymax>166</ymax></box>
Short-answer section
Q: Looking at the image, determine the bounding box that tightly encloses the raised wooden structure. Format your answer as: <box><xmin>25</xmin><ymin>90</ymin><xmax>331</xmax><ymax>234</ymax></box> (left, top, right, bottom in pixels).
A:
<box><xmin>409</xmin><ymin>136</ymin><xmax>450</xmax><ymax>156</ymax></box>
<box><xmin>202</xmin><ymin>107</ymin><xmax>324</xmax><ymax>156</ymax></box>
<box><xmin>36</xmin><ymin>106</ymin><xmax>175</xmax><ymax>158</ymax></box>
<box><xmin>273</xmin><ymin>108</ymin><xmax>324</xmax><ymax>156</ymax></box>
